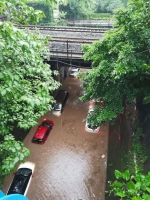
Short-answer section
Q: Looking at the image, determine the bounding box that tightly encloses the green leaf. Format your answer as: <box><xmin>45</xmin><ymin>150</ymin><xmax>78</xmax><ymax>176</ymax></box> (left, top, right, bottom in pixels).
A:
<box><xmin>127</xmin><ymin>181</ymin><xmax>135</xmax><ymax>190</ymax></box>
<box><xmin>116</xmin><ymin>192</ymin><xmax>126</xmax><ymax>197</ymax></box>
<box><xmin>142</xmin><ymin>194</ymin><xmax>150</xmax><ymax>200</ymax></box>
<box><xmin>123</xmin><ymin>170</ymin><xmax>130</xmax><ymax>181</ymax></box>
<box><xmin>115</xmin><ymin>170</ymin><xmax>122</xmax><ymax>179</ymax></box>
<box><xmin>131</xmin><ymin>197</ymin><xmax>142</xmax><ymax>200</ymax></box>
<box><xmin>1</xmin><ymin>89</ymin><xmax>6</xmax><ymax>96</ymax></box>
<box><xmin>146</xmin><ymin>187</ymin><xmax>150</xmax><ymax>193</ymax></box>
<box><xmin>14</xmin><ymin>157</ymin><xmax>20</xmax><ymax>164</ymax></box>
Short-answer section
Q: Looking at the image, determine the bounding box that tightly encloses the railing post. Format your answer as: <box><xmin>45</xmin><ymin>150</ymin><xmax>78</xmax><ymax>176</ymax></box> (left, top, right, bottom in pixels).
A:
<box><xmin>56</xmin><ymin>48</ymin><xmax>58</xmax><ymax>69</ymax></box>
<box><xmin>82</xmin><ymin>41</ymin><xmax>84</xmax><ymax>56</ymax></box>
<box><xmin>71</xmin><ymin>50</ymin><xmax>72</xmax><ymax>62</ymax></box>
<box><xmin>67</xmin><ymin>40</ymin><xmax>68</xmax><ymax>58</ymax></box>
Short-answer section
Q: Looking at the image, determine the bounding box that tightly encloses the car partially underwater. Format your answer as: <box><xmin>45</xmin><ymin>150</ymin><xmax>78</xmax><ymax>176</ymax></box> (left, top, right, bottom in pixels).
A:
<box><xmin>70</xmin><ymin>68</ymin><xmax>80</xmax><ymax>77</ymax></box>
<box><xmin>32</xmin><ymin>119</ymin><xmax>54</xmax><ymax>144</ymax></box>
<box><xmin>7</xmin><ymin>162</ymin><xmax>35</xmax><ymax>196</ymax></box>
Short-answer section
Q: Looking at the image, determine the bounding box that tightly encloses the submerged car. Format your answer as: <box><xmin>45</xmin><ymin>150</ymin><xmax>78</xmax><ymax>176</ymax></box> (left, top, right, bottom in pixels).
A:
<box><xmin>32</xmin><ymin>119</ymin><xmax>54</xmax><ymax>144</ymax></box>
<box><xmin>7</xmin><ymin>162</ymin><xmax>34</xmax><ymax>196</ymax></box>
<box><xmin>70</xmin><ymin>68</ymin><xmax>80</xmax><ymax>77</ymax></box>
<box><xmin>85</xmin><ymin>108</ymin><xmax>100</xmax><ymax>133</ymax></box>
<box><xmin>51</xmin><ymin>90</ymin><xmax>69</xmax><ymax>116</ymax></box>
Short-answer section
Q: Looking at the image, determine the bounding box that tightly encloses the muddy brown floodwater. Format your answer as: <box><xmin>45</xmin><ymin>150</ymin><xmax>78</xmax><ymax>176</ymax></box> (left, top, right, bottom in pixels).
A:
<box><xmin>2</xmin><ymin>69</ymin><xmax>109</xmax><ymax>200</ymax></box>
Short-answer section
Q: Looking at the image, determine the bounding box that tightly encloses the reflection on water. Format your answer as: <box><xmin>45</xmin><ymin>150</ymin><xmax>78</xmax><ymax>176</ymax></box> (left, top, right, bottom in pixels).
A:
<box><xmin>38</xmin><ymin>148</ymin><xmax>91</xmax><ymax>200</ymax></box>
<box><xmin>26</xmin><ymin>143</ymin><xmax>95</xmax><ymax>200</ymax></box>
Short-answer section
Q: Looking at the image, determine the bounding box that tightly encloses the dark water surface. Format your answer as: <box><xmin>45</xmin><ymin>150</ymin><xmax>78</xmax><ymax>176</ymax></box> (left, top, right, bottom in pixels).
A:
<box><xmin>3</xmin><ymin>70</ymin><xmax>109</xmax><ymax>200</ymax></box>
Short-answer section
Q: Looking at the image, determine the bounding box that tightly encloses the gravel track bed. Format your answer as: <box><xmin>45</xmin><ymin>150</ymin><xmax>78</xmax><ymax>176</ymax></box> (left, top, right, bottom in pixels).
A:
<box><xmin>49</xmin><ymin>42</ymin><xmax>84</xmax><ymax>53</ymax></box>
<box><xmin>40</xmin><ymin>30</ymin><xmax>104</xmax><ymax>39</ymax></box>
<box><xmin>29</xmin><ymin>28</ymin><xmax>107</xmax><ymax>56</ymax></box>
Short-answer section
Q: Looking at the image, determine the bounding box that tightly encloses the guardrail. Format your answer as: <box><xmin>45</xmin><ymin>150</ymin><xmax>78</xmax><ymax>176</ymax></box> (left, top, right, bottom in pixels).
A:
<box><xmin>50</xmin><ymin>48</ymin><xmax>83</xmax><ymax>59</ymax></box>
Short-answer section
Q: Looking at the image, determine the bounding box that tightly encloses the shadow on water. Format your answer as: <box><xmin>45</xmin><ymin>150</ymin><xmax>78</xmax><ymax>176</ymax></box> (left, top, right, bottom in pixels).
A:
<box><xmin>137</xmin><ymin>102</ymin><xmax>150</xmax><ymax>174</ymax></box>
<box><xmin>105</xmin><ymin>114</ymin><xmax>130</xmax><ymax>200</ymax></box>
<box><xmin>105</xmin><ymin>102</ymin><xmax>150</xmax><ymax>199</ymax></box>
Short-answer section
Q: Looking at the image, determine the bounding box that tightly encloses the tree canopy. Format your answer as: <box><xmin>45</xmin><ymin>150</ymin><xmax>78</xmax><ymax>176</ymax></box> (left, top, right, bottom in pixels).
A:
<box><xmin>27</xmin><ymin>1</ymin><xmax>54</xmax><ymax>25</ymax></box>
<box><xmin>79</xmin><ymin>0</ymin><xmax>150</xmax><ymax>126</ymax></box>
<box><xmin>59</xmin><ymin>0</ymin><xmax>97</xmax><ymax>19</ymax></box>
<box><xmin>95</xmin><ymin>0</ymin><xmax>127</xmax><ymax>13</ymax></box>
<box><xmin>0</xmin><ymin>0</ymin><xmax>59</xmax><ymax>187</ymax></box>
<box><xmin>60</xmin><ymin>0</ymin><xmax>128</xmax><ymax>19</ymax></box>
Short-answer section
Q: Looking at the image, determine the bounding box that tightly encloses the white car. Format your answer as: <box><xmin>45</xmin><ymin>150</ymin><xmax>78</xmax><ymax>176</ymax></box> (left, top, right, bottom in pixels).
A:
<box><xmin>85</xmin><ymin>108</ymin><xmax>100</xmax><ymax>133</ymax></box>
<box><xmin>7</xmin><ymin>162</ymin><xmax>35</xmax><ymax>196</ymax></box>
<box><xmin>51</xmin><ymin>90</ymin><xmax>69</xmax><ymax>116</ymax></box>
<box><xmin>51</xmin><ymin>103</ymin><xmax>63</xmax><ymax>116</ymax></box>
<box><xmin>70</xmin><ymin>68</ymin><xmax>80</xmax><ymax>77</ymax></box>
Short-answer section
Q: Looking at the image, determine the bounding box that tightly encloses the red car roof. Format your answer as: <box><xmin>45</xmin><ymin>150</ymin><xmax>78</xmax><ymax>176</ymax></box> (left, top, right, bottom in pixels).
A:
<box><xmin>33</xmin><ymin>120</ymin><xmax>54</xmax><ymax>139</ymax></box>
<box><xmin>34</xmin><ymin>126</ymin><xmax>48</xmax><ymax>139</ymax></box>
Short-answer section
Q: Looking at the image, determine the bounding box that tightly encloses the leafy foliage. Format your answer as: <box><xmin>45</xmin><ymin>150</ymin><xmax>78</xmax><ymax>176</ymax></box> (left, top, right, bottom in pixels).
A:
<box><xmin>0</xmin><ymin>0</ymin><xmax>60</xmax><ymax>187</ymax></box>
<box><xmin>106</xmin><ymin>126</ymin><xmax>149</xmax><ymax>199</ymax></box>
<box><xmin>59</xmin><ymin>0</ymin><xmax>97</xmax><ymax>19</ymax></box>
<box><xmin>95</xmin><ymin>0</ymin><xmax>127</xmax><ymax>13</ymax></box>
<box><xmin>79</xmin><ymin>0</ymin><xmax>150</xmax><ymax>126</ymax></box>
<box><xmin>0</xmin><ymin>0</ymin><xmax>45</xmax><ymax>25</ymax></box>
<box><xmin>56</xmin><ymin>11</ymin><xmax>67</xmax><ymax>26</ymax></box>
<box><xmin>0</xmin><ymin>21</ymin><xmax>60</xmax><ymax>134</ymax></box>
<box><xmin>0</xmin><ymin>134</ymin><xmax>30</xmax><ymax>187</ymax></box>
<box><xmin>27</xmin><ymin>1</ymin><xmax>54</xmax><ymax>25</ymax></box>
<box><xmin>108</xmin><ymin>170</ymin><xmax>150</xmax><ymax>199</ymax></box>
<box><xmin>79</xmin><ymin>0</ymin><xmax>150</xmax><ymax>198</ymax></box>
<box><xmin>60</xmin><ymin>0</ymin><xmax>128</xmax><ymax>19</ymax></box>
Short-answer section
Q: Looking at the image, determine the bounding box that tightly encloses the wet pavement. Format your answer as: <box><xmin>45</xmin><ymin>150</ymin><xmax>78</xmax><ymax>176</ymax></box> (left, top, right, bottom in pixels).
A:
<box><xmin>2</xmin><ymin>69</ymin><xmax>109</xmax><ymax>200</ymax></box>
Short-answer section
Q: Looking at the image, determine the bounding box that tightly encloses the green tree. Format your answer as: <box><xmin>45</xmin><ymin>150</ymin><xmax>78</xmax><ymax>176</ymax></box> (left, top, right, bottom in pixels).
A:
<box><xmin>0</xmin><ymin>0</ymin><xmax>60</xmax><ymax>187</ymax></box>
<box><xmin>27</xmin><ymin>1</ymin><xmax>54</xmax><ymax>25</ymax></box>
<box><xmin>0</xmin><ymin>0</ymin><xmax>44</xmax><ymax>24</ymax></box>
<box><xmin>79</xmin><ymin>0</ymin><xmax>150</xmax><ymax>198</ymax></box>
<box><xmin>95</xmin><ymin>0</ymin><xmax>127</xmax><ymax>13</ymax></box>
<box><xmin>59</xmin><ymin>0</ymin><xmax>97</xmax><ymax>19</ymax></box>
<box><xmin>79</xmin><ymin>0</ymin><xmax>150</xmax><ymax>127</ymax></box>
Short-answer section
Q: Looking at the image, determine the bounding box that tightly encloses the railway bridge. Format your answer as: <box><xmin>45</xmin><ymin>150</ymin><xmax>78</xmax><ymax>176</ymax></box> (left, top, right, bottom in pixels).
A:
<box><xmin>21</xmin><ymin>26</ymin><xmax>113</xmax><ymax>69</ymax></box>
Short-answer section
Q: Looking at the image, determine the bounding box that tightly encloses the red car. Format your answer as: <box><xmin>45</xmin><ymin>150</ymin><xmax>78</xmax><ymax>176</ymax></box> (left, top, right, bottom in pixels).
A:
<box><xmin>32</xmin><ymin>119</ymin><xmax>54</xmax><ymax>144</ymax></box>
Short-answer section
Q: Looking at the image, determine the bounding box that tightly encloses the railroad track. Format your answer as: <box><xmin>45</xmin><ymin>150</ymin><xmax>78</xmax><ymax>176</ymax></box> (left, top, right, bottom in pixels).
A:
<box><xmin>48</xmin><ymin>36</ymin><xmax>96</xmax><ymax>59</ymax></box>
<box><xmin>19</xmin><ymin>25</ymin><xmax>111</xmax><ymax>33</ymax></box>
<box><xmin>51</xmin><ymin>36</ymin><xmax>99</xmax><ymax>43</ymax></box>
<box><xmin>18</xmin><ymin>25</ymin><xmax>106</xmax><ymax>60</ymax></box>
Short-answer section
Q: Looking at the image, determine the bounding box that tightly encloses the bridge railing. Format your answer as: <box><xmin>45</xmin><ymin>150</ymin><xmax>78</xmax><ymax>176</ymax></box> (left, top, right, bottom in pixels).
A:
<box><xmin>50</xmin><ymin>47</ymin><xmax>83</xmax><ymax>59</ymax></box>
<box><xmin>49</xmin><ymin>38</ymin><xmax>89</xmax><ymax>59</ymax></box>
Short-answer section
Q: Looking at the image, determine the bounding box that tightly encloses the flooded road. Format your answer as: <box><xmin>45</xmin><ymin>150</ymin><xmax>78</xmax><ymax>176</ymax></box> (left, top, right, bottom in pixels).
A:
<box><xmin>3</xmin><ymin>69</ymin><xmax>109</xmax><ymax>200</ymax></box>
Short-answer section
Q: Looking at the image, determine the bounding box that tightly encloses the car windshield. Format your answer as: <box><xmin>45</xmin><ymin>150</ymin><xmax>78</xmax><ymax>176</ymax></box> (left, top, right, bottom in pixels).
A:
<box><xmin>32</xmin><ymin>138</ymin><xmax>43</xmax><ymax>143</ymax></box>
<box><xmin>12</xmin><ymin>176</ymin><xmax>26</xmax><ymax>194</ymax></box>
<box><xmin>42</xmin><ymin>122</ymin><xmax>52</xmax><ymax>127</ymax></box>
<box><xmin>72</xmin><ymin>68</ymin><xmax>79</xmax><ymax>72</ymax></box>
<box><xmin>53</xmin><ymin>104</ymin><xmax>61</xmax><ymax>111</ymax></box>
<box><xmin>16</xmin><ymin>168</ymin><xmax>31</xmax><ymax>176</ymax></box>
<box><xmin>7</xmin><ymin>168</ymin><xmax>32</xmax><ymax>195</ymax></box>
